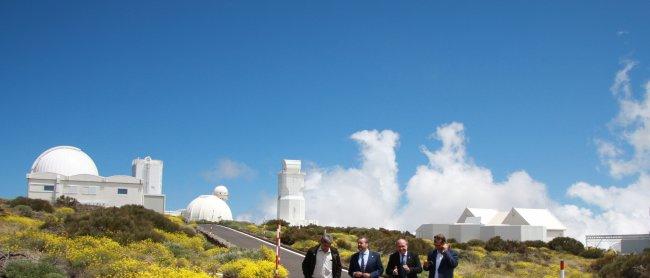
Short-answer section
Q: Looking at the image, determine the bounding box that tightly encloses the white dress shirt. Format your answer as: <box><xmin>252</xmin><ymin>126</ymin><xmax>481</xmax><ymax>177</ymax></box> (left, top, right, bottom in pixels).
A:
<box><xmin>357</xmin><ymin>249</ymin><xmax>369</xmax><ymax>271</ymax></box>
<box><xmin>313</xmin><ymin>247</ymin><xmax>333</xmax><ymax>278</ymax></box>
<box><xmin>434</xmin><ymin>251</ymin><xmax>444</xmax><ymax>278</ymax></box>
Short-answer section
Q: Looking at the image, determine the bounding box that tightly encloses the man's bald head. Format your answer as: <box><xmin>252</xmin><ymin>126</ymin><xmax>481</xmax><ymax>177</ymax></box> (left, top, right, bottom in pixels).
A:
<box><xmin>396</xmin><ymin>238</ymin><xmax>408</xmax><ymax>254</ymax></box>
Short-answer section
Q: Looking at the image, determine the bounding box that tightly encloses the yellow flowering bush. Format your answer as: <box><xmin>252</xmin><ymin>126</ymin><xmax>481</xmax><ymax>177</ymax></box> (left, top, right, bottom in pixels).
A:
<box><xmin>204</xmin><ymin>246</ymin><xmax>229</xmax><ymax>257</ymax></box>
<box><xmin>125</xmin><ymin>239</ymin><xmax>175</xmax><ymax>266</ymax></box>
<box><xmin>291</xmin><ymin>239</ymin><xmax>318</xmax><ymax>251</ymax></box>
<box><xmin>259</xmin><ymin>245</ymin><xmax>276</xmax><ymax>262</ymax></box>
<box><xmin>165</xmin><ymin>215</ymin><xmax>186</xmax><ymax>226</ymax></box>
<box><xmin>59</xmin><ymin>236</ymin><xmax>122</xmax><ymax>269</ymax></box>
<box><xmin>0</xmin><ymin>214</ymin><xmax>43</xmax><ymax>230</ymax></box>
<box><xmin>85</xmin><ymin>257</ymin><xmax>212</xmax><ymax>278</ymax></box>
<box><xmin>339</xmin><ymin>249</ymin><xmax>354</xmax><ymax>264</ymax></box>
<box><xmin>157</xmin><ymin>229</ymin><xmax>205</xmax><ymax>252</ymax></box>
<box><xmin>220</xmin><ymin>258</ymin><xmax>288</xmax><ymax>278</ymax></box>
<box><xmin>54</xmin><ymin>207</ymin><xmax>75</xmax><ymax>219</ymax></box>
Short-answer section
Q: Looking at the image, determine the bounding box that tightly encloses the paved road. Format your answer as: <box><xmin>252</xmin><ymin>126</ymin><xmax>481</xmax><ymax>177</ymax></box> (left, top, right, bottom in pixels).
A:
<box><xmin>200</xmin><ymin>224</ymin><xmax>348</xmax><ymax>278</ymax></box>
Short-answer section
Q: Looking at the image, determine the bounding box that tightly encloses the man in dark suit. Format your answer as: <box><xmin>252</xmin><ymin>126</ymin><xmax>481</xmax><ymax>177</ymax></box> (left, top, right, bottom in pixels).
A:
<box><xmin>302</xmin><ymin>233</ymin><xmax>342</xmax><ymax>278</ymax></box>
<box><xmin>385</xmin><ymin>238</ymin><xmax>422</xmax><ymax>278</ymax></box>
<box><xmin>348</xmin><ymin>237</ymin><xmax>383</xmax><ymax>278</ymax></box>
<box><xmin>423</xmin><ymin>234</ymin><xmax>458</xmax><ymax>278</ymax></box>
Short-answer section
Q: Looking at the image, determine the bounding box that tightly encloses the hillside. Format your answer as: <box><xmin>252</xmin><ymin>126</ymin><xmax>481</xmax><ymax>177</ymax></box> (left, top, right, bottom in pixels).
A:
<box><xmin>0</xmin><ymin>197</ymin><xmax>287</xmax><ymax>278</ymax></box>
<box><xmin>220</xmin><ymin>220</ymin><xmax>649</xmax><ymax>278</ymax></box>
<box><xmin>1</xmin><ymin>197</ymin><xmax>647</xmax><ymax>278</ymax></box>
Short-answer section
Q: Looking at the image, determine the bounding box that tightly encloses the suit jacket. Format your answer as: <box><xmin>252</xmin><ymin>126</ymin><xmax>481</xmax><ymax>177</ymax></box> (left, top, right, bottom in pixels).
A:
<box><xmin>348</xmin><ymin>250</ymin><xmax>383</xmax><ymax>278</ymax></box>
<box><xmin>302</xmin><ymin>245</ymin><xmax>342</xmax><ymax>278</ymax></box>
<box><xmin>424</xmin><ymin>249</ymin><xmax>458</xmax><ymax>278</ymax></box>
<box><xmin>385</xmin><ymin>251</ymin><xmax>422</xmax><ymax>278</ymax></box>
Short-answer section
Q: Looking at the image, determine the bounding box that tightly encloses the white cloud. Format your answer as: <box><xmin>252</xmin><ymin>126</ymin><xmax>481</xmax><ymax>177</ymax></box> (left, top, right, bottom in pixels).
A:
<box><xmin>251</xmin><ymin>61</ymin><xmax>650</xmax><ymax>242</ymax></box>
<box><xmin>203</xmin><ymin>158</ymin><xmax>256</xmax><ymax>182</ymax></box>
<box><xmin>303</xmin><ymin>130</ymin><xmax>401</xmax><ymax>228</ymax></box>
<box><xmin>398</xmin><ymin>122</ymin><xmax>552</xmax><ymax>231</ymax></box>
<box><xmin>559</xmin><ymin>60</ymin><xmax>650</xmax><ymax>240</ymax></box>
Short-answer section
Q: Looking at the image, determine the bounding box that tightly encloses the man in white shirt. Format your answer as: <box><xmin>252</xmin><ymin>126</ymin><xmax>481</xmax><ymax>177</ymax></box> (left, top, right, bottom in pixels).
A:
<box><xmin>302</xmin><ymin>233</ymin><xmax>342</xmax><ymax>278</ymax></box>
<box><xmin>423</xmin><ymin>234</ymin><xmax>459</xmax><ymax>278</ymax></box>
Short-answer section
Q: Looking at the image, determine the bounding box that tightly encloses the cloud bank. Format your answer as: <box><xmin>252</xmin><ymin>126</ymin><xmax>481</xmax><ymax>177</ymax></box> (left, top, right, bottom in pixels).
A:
<box><xmin>251</xmin><ymin>61</ymin><xmax>650</xmax><ymax>241</ymax></box>
<box><xmin>303</xmin><ymin>130</ymin><xmax>401</xmax><ymax>228</ymax></box>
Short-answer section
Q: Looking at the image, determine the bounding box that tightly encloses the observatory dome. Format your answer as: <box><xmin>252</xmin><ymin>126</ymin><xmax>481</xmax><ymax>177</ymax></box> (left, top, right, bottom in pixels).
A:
<box><xmin>30</xmin><ymin>146</ymin><xmax>99</xmax><ymax>176</ymax></box>
<box><xmin>184</xmin><ymin>195</ymin><xmax>233</xmax><ymax>222</ymax></box>
<box><xmin>213</xmin><ymin>185</ymin><xmax>229</xmax><ymax>200</ymax></box>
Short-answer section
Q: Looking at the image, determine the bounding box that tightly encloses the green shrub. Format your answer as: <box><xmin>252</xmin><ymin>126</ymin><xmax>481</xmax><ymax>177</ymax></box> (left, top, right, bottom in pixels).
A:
<box><xmin>40</xmin><ymin>214</ymin><xmax>64</xmax><ymax>232</ymax></box>
<box><xmin>55</xmin><ymin>195</ymin><xmax>79</xmax><ymax>208</ymax></box>
<box><xmin>598</xmin><ymin>249</ymin><xmax>650</xmax><ymax>277</ymax></box>
<box><xmin>467</xmin><ymin>239</ymin><xmax>485</xmax><ymax>247</ymax></box>
<box><xmin>2</xmin><ymin>259</ymin><xmax>65</xmax><ymax>278</ymax></box>
<box><xmin>335</xmin><ymin>238</ymin><xmax>352</xmax><ymax>250</ymax></box>
<box><xmin>9</xmin><ymin>197</ymin><xmax>54</xmax><ymax>213</ymax></box>
<box><xmin>280</xmin><ymin>228</ymin><xmax>312</xmax><ymax>245</ymax></box>
<box><xmin>580</xmin><ymin>247</ymin><xmax>605</xmax><ymax>259</ymax></box>
<box><xmin>522</xmin><ymin>240</ymin><xmax>546</xmax><ymax>248</ymax></box>
<box><xmin>64</xmin><ymin>205</ymin><xmax>187</xmax><ymax>245</ymax></box>
<box><xmin>485</xmin><ymin>236</ymin><xmax>506</xmax><ymax>252</ymax></box>
<box><xmin>211</xmin><ymin>247</ymin><xmax>266</xmax><ymax>264</ymax></box>
<box><xmin>291</xmin><ymin>240</ymin><xmax>318</xmax><ymax>251</ymax></box>
<box><xmin>262</xmin><ymin>219</ymin><xmax>290</xmax><ymax>230</ymax></box>
<box><xmin>590</xmin><ymin>251</ymin><xmax>617</xmax><ymax>272</ymax></box>
<box><xmin>13</xmin><ymin>205</ymin><xmax>33</xmax><ymax>217</ymax></box>
<box><xmin>547</xmin><ymin>237</ymin><xmax>584</xmax><ymax>255</ymax></box>
<box><xmin>452</xmin><ymin>242</ymin><xmax>469</xmax><ymax>250</ymax></box>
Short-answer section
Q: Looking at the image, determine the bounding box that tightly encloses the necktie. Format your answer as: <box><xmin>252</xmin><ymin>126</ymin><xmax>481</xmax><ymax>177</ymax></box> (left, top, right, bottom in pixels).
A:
<box><xmin>360</xmin><ymin>253</ymin><xmax>366</xmax><ymax>271</ymax></box>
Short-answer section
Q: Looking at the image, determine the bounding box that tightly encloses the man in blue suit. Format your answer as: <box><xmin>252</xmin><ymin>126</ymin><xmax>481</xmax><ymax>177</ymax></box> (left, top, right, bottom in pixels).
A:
<box><xmin>423</xmin><ymin>234</ymin><xmax>458</xmax><ymax>278</ymax></box>
<box><xmin>348</xmin><ymin>237</ymin><xmax>383</xmax><ymax>278</ymax></box>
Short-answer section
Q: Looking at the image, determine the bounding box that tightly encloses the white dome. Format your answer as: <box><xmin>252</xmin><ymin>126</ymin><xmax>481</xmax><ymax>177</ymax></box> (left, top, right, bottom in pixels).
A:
<box><xmin>184</xmin><ymin>195</ymin><xmax>233</xmax><ymax>222</ymax></box>
<box><xmin>213</xmin><ymin>185</ymin><xmax>229</xmax><ymax>200</ymax></box>
<box><xmin>30</xmin><ymin>146</ymin><xmax>99</xmax><ymax>176</ymax></box>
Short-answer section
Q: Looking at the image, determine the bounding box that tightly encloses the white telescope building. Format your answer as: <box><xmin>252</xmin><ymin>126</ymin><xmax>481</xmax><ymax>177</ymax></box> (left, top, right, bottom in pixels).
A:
<box><xmin>26</xmin><ymin>146</ymin><xmax>165</xmax><ymax>213</ymax></box>
<box><xmin>277</xmin><ymin>159</ymin><xmax>317</xmax><ymax>226</ymax></box>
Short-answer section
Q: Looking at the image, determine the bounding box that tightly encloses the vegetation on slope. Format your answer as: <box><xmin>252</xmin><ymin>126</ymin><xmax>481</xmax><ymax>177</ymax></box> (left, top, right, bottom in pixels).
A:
<box><xmin>220</xmin><ymin>220</ymin><xmax>649</xmax><ymax>278</ymax></box>
<box><xmin>0</xmin><ymin>197</ymin><xmax>287</xmax><ymax>278</ymax></box>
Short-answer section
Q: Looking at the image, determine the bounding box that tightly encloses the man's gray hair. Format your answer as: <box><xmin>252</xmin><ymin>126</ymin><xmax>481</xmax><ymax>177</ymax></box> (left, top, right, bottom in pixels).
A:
<box><xmin>321</xmin><ymin>233</ymin><xmax>333</xmax><ymax>244</ymax></box>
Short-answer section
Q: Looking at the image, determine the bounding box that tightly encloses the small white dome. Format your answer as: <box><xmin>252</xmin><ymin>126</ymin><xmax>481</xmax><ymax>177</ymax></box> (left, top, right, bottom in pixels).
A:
<box><xmin>184</xmin><ymin>195</ymin><xmax>233</xmax><ymax>222</ymax></box>
<box><xmin>213</xmin><ymin>185</ymin><xmax>229</xmax><ymax>200</ymax></box>
<box><xmin>31</xmin><ymin>146</ymin><xmax>99</xmax><ymax>176</ymax></box>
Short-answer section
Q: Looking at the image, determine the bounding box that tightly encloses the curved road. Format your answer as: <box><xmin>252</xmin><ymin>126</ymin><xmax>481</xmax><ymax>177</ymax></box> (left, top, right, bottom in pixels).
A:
<box><xmin>200</xmin><ymin>224</ymin><xmax>348</xmax><ymax>278</ymax></box>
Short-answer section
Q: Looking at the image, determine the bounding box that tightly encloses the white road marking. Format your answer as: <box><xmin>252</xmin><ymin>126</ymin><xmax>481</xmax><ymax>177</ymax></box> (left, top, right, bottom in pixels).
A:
<box><xmin>209</xmin><ymin>225</ymin><xmax>349</xmax><ymax>273</ymax></box>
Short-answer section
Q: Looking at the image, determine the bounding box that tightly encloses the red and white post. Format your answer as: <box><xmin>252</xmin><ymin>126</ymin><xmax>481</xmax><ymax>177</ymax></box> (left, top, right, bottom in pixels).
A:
<box><xmin>275</xmin><ymin>222</ymin><xmax>281</xmax><ymax>278</ymax></box>
<box><xmin>559</xmin><ymin>260</ymin><xmax>565</xmax><ymax>278</ymax></box>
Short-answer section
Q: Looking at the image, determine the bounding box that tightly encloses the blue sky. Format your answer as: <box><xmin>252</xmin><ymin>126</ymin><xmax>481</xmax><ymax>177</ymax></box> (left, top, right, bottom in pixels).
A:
<box><xmin>2</xmin><ymin>1</ymin><xmax>650</xmax><ymax>234</ymax></box>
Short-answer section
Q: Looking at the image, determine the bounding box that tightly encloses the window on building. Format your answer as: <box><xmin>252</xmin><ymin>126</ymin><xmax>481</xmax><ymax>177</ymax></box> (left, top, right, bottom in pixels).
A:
<box><xmin>63</xmin><ymin>185</ymin><xmax>78</xmax><ymax>194</ymax></box>
<box><xmin>117</xmin><ymin>188</ymin><xmax>128</xmax><ymax>195</ymax></box>
<box><xmin>44</xmin><ymin>185</ymin><xmax>54</xmax><ymax>191</ymax></box>
<box><xmin>82</xmin><ymin>186</ymin><xmax>99</xmax><ymax>195</ymax></box>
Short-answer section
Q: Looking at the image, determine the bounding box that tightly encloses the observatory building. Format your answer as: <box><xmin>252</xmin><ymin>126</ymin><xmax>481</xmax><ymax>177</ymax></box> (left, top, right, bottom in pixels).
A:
<box><xmin>277</xmin><ymin>159</ymin><xmax>317</xmax><ymax>226</ymax></box>
<box><xmin>416</xmin><ymin>207</ymin><xmax>566</xmax><ymax>242</ymax></box>
<box><xmin>182</xmin><ymin>185</ymin><xmax>233</xmax><ymax>222</ymax></box>
<box><xmin>26</xmin><ymin>146</ymin><xmax>165</xmax><ymax>213</ymax></box>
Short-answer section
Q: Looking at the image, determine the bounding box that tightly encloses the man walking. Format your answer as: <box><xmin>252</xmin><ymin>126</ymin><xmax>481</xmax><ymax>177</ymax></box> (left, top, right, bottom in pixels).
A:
<box><xmin>423</xmin><ymin>234</ymin><xmax>458</xmax><ymax>278</ymax></box>
<box><xmin>385</xmin><ymin>238</ymin><xmax>422</xmax><ymax>278</ymax></box>
<box><xmin>348</xmin><ymin>237</ymin><xmax>383</xmax><ymax>278</ymax></box>
<box><xmin>302</xmin><ymin>233</ymin><xmax>342</xmax><ymax>278</ymax></box>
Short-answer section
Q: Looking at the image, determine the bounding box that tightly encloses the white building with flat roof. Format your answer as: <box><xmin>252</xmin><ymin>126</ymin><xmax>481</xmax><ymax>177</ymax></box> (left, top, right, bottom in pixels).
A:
<box><xmin>26</xmin><ymin>146</ymin><xmax>165</xmax><ymax>213</ymax></box>
<box><xmin>416</xmin><ymin>207</ymin><xmax>566</xmax><ymax>242</ymax></box>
